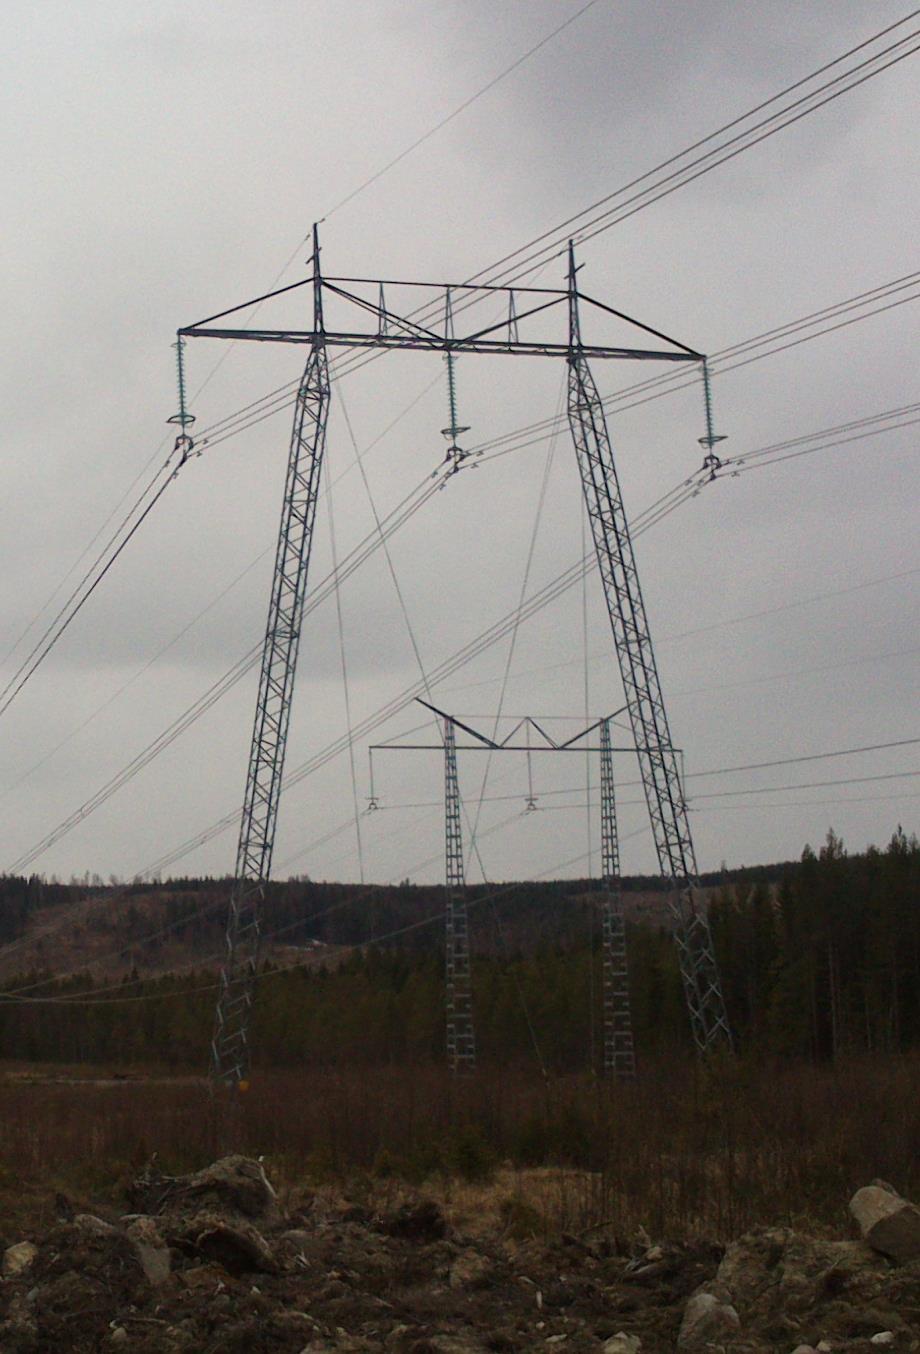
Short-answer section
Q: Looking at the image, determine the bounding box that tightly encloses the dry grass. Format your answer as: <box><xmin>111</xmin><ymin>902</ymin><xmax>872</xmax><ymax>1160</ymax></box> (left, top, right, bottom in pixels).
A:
<box><xmin>0</xmin><ymin>1054</ymin><xmax>916</xmax><ymax>1240</ymax></box>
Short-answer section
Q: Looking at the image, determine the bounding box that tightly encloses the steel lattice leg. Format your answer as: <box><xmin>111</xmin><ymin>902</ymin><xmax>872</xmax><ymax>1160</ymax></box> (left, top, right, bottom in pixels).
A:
<box><xmin>444</xmin><ymin>718</ymin><xmax>476</xmax><ymax>1072</ymax></box>
<box><xmin>567</xmin><ymin>259</ymin><xmax>731</xmax><ymax>1054</ymax></box>
<box><xmin>211</xmin><ymin>306</ymin><xmax>330</xmax><ymax>1088</ymax></box>
<box><xmin>600</xmin><ymin>718</ymin><xmax>637</xmax><ymax>1079</ymax></box>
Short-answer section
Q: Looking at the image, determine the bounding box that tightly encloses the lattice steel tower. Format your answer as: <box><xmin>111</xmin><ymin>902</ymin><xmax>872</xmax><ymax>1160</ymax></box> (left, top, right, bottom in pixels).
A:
<box><xmin>599</xmin><ymin>717</ymin><xmax>636</xmax><ymax>1079</ymax></box>
<box><xmin>567</xmin><ymin>245</ymin><xmax>730</xmax><ymax>1053</ymax></box>
<box><xmin>443</xmin><ymin>717</ymin><xmax>476</xmax><ymax>1072</ymax></box>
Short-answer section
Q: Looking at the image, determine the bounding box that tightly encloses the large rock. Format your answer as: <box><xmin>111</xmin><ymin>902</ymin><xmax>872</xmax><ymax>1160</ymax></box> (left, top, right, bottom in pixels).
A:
<box><xmin>714</xmin><ymin>1226</ymin><xmax>880</xmax><ymax>1317</ymax></box>
<box><xmin>125</xmin><ymin>1216</ymin><xmax>171</xmax><ymax>1287</ymax></box>
<box><xmin>849</xmin><ymin>1184</ymin><xmax>920</xmax><ymax>1264</ymax></box>
<box><xmin>2</xmin><ymin>1241</ymin><xmax>37</xmax><ymax>1278</ymax></box>
<box><xmin>73</xmin><ymin>1213</ymin><xmax>118</xmax><ymax>1236</ymax></box>
<box><xmin>603</xmin><ymin>1334</ymin><xmax>642</xmax><ymax>1354</ymax></box>
<box><xmin>172</xmin><ymin>1213</ymin><xmax>277</xmax><ymax>1274</ymax></box>
<box><xmin>677</xmin><ymin>1291</ymin><xmax>741</xmax><ymax>1348</ymax></box>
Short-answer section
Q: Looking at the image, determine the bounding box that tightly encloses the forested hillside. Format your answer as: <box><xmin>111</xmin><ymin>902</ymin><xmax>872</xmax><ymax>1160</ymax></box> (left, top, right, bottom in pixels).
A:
<box><xmin>0</xmin><ymin>827</ymin><xmax>915</xmax><ymax>1069</ymax></box>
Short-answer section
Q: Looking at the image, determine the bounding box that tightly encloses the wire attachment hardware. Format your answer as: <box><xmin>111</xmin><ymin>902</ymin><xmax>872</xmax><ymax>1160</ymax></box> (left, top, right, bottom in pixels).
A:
<box><xmin>440</xmin><ymin>289</ymin><xmax>477</xmax><ymax>482</ymax></box>
<box><xmin>697</xmin><ymin>358</ymin><xmax>726</xmax><ymax>480</ymax></box>
<box><xmin>167</xmin><ymin>335</ymin><xmax>197</xmax><ymax>468</ymax></box>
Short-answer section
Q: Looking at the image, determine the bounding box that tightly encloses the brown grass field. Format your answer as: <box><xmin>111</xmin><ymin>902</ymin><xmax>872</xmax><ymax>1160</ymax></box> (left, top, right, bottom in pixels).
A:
<box><xmin>0</xmin><ymin>1054</ymin><xmax>916</xmax><ymax>1242</ymax></box>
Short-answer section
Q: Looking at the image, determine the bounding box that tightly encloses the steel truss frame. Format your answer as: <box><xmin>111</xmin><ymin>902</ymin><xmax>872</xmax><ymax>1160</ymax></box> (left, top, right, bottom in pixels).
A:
<box><xmin>182</xmin><ymin>228</ymin><xmax>730</xmax><ymax>1090</ymax></box>
<box><xmin>567</xmin><ymin>247</ymin><xmax>730</xmax><ymax>1052</ymax></box>
<box><xmin>210</xmin><ymin>231</ymin><xmax>331</xmax><ymax>1087</ymax></box>
<box><xmin>443</xmin><ymin>717</ymin><xmax>476</xmax><ymax>1072</ymax></box>
<box><xmin>599</xmin><ymin>717</ymin><xmax>636</xmax><ymax>1079</ymax></box>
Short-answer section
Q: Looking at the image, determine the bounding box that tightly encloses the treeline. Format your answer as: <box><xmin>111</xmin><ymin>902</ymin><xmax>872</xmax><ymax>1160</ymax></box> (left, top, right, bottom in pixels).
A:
<box><xmin>0</xmin><ymin>934</ymin><xmax>687</xmax><ymax>1071</ymax></box>
<box><xmin>0</xmin><ymin>828</ymin><xmax>915</xmax><ymax>1068</ymax></box>
<box><xmin>711</xmin><ymin>827</ymin><xmax>920</xmax><ymax>1058</ymax></box>
<box><xmin>0</xmin><ymin>874</ymin><xmax>655</xmax><ymax>965</ymax></box>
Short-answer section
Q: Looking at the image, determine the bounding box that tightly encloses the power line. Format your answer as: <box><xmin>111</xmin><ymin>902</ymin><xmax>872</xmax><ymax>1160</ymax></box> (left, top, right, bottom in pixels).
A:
<box><xmin>661</xmin><ymin>563</ymin><xmax>920</xmax><ymax>646</ymax></box>
<box><xmin>369</xmin><ymin>737</ymin><xmax>920</xmax><ymax>807</ymax></box>
<box><xmin>194</xmin><ymin>271</ymin><xmax>920</xmax><ymax>459</ymax></box>
<box><xmin>7</xmin><ymin>734</ymin><xmax>916</xmax><ymax>995</ymax></box>
<box><xmin>0</xmin><ymin>462</ymin><xmax>182</xmax><ymax>723</ymax></box>
<box><xmin>469</xmin><ymin>290</ymin><xmax>920</xmax><ymax>468</ymax></box>
<box><xmin>465</xmin><ymin>375</ymin><xmax>564</xmax><ymax>876</ymax></box>
<box><xmin>8</xmin><ymin>26</ymin><xmax>917</xmax><ymax>872</ymax></box>
<box><xmin>690</xmin><ymin>770</ymin><xmax>920</xmax><ymax>800</ymax></box>
<box><xmin>6</xmin><ymin>467</ymin><xmax>444</xmax><ymax>874</ymax></box>
<box><xmin>1</xmin><ymin>800</ymin><xmax>535</xmax><ymax>1002</ymax></box>
<box><xmin>322</xmin><ymin>1</ymin><xmax>600</xmax><ymax>220</ymax></box>
<box><xmin>184</xmin><ymin>17</ymin><xmax>920</xmax><ymax>460</ymax></box>
<box><xmin>686</xmin><ymin>737</ymin><xmax>920</xmax><ymax>779</ymax></box>
<box><xmin>451</xmin><ymin>11</ymin><xmax>920</xmax><ymax>292</ymax></box>
<box><xmin>669</xmin><ymin>644</ymin><xmax>920</xmax><ymax>701</ymax></box>
<box><xmin>133</xmin><ymin>484</ymin><xmax>697</xmax><ymax>879</ymax></box>
<box><xmin>10</xmin><ymin>10</ymin><xmax>911</xmax><ymax>695</ymax></box>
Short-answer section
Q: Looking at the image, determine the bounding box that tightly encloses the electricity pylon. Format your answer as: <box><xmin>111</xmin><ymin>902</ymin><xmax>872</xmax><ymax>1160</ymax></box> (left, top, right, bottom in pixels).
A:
<box><xmin>443</xmin><ymin>717</ymin><xmax>476</xmax><ymax>1072</ymax></box>
<box><xmin>567</xmin><ymin>245</ymin><xmax>730</xmax><ymax>1052</ymax></box>
<box><xmin>373</xmin><ymin>700</ymin><xmax>643</xmax><ymax>1071</ymax></box>
<box><xmin>180</xmin><ymin>229</ymin><xmax>731</xmax><ymax>1091</ymax></box>
<box><xmin>599</xmin><ymin>717</ymin><xmax>636</xmax><ymax>1079</ymax></box>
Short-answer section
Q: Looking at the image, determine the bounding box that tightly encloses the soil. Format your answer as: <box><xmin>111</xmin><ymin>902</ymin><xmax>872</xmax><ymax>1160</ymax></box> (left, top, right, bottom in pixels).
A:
<box><xmin>0</xmin><ymin>1159</ymin><xmax>917</xmax><ymax>1353</ymax></box>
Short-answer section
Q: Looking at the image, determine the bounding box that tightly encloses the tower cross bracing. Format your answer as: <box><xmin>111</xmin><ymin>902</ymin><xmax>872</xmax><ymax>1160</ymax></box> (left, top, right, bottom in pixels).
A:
<box><xmin>443</xmin><ymin>717</ymin><xmax>476</xmax><ymax>1072</ymax></box>
<box><xmin>599</xmin><ymin>716</ymin><xmax>636</xmax><ymax>1080</ymax></box>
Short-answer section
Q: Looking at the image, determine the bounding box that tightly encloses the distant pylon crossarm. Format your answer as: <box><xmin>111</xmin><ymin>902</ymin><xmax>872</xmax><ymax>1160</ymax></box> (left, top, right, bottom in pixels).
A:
<box><xmin>566</xmin><ymin>245</ymin><xmax>731</xmax><ymax>1053</ymax></box>
<box><xmin>599</xmin><ymin>718</ymin><xmax>637</xmax><ymax>1079</ymax></box>
<box><xmin>211</xmin><ymin>233</ymin><xmax>331</xmax><ymax>1087</ymax></box>
<box><xmin>443</xmin><ymin>718</ymin><xmax>476</xmax><ymax>1072</ymax></box>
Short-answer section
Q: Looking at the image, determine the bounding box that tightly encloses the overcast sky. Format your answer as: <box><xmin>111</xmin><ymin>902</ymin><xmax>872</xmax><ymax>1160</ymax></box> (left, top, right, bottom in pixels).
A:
<box><xmin>1</xmin><ymin>0</ymin><xmax>917</xmax><ymax>891</ymax></box>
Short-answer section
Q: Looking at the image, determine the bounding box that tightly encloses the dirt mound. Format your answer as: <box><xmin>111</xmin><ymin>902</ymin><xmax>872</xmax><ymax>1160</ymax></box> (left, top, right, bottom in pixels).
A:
<box><xmin>0</xmin><ymin>1160</ymin><xmax>917</xmax><ymax>1353</ymax></box>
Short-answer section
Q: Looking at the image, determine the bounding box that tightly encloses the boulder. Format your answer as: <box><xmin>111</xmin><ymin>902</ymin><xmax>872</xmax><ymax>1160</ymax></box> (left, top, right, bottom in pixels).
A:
<box><xmin>191</xmin><ymin>1216</ymin><xmax>277</xmax><ymax>1274</ymax></box>
<box><xmin>849</xmin><ymin>1185</ymin><xmax>920</xmax><ymax>1264</ymax></box>
<box><xmin>677</xmin><ymin>1292</ymin><xmax>741</xmax><ymax>1348</ymax></box>
<box><xmin>712</xmin><ymin>1225</ymin><xmax>884</xmax><ymax>1329</ymax></box>
<box><xmin>73</xmin><ymin>1213</ymin><xmax>118</xmax><ymax>1236</ymax></box>
<box><xmin>126</xmin><ymin>1216</ymin><xmax>171</xmax><ymax>1287</ymax></box>
<box><xmin>2</xmin><ymin>1241</ymin><xmax>38</xmax><ymax>1278</ymax></box>
<box><xmin>603</xmin><ymin>1334</ymin><xmax>642</xmax><ymax>1354</ymax></box>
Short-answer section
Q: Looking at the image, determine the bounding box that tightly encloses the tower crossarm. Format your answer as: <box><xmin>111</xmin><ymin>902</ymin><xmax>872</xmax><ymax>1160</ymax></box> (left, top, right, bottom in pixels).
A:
<box><xmin>180</xmin><ymin>273</ymin><xmax>703</xmax><ymax>366</ymax></box>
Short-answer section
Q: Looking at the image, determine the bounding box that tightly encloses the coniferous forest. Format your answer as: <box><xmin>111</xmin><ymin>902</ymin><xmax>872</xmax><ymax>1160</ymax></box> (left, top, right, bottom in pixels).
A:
<box><xmin>0</xmin><ymin>827</ymin><xmax>915</xmax><ymax>1071</ymax></box>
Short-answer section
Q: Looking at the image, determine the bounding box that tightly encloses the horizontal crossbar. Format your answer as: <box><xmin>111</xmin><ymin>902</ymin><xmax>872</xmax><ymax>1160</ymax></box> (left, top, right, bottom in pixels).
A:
<box><xmin>178</xmin><ymin>326</ymin><xmax>701</xmax><ymax>363</ymax></box>
<box><xmin>369</xmin><ymin>744</ymin><xmax>674</xmax><ymax>753</ymax></box>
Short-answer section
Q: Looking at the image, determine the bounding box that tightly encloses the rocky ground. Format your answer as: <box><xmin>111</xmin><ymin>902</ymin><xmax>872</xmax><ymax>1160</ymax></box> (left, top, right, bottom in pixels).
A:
<box><xmin>0</xmin><ymin>1158</ymin><xmax>917</xmax><ymax>1353</ymax></box>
